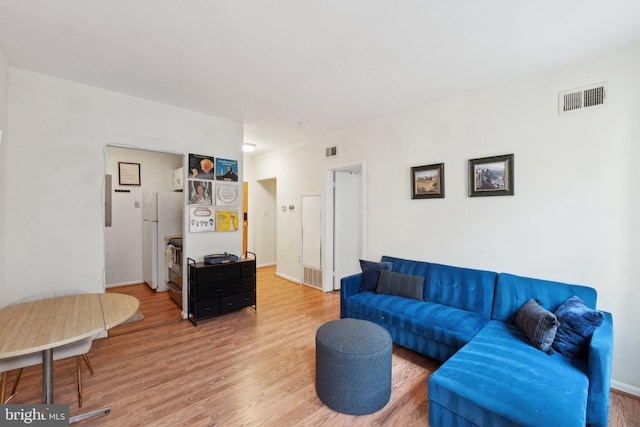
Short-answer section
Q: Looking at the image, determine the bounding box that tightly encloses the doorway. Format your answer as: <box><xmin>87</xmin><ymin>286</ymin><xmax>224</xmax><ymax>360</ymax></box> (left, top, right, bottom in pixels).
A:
<box><xmin>322</xmin><ymin>162</ymin><xmax>365</xmax><ymax>292</ymax></box>
<box><xmin>254</xmin><ymin>178</ymin><xmax>277</xmax><ymax>266</ymax></box>
<box><xmin>104</xmin><ymin>145</ymin><xmax>184</xmax><ymax>333</ymax></box>
<box><xmin>243</xmin><ymin>182</ymin><xmax>249</xmax><ymax>256</ymax></box>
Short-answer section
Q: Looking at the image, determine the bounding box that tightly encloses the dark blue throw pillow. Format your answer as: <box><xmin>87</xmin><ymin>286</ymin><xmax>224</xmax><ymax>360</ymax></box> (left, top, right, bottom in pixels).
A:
<box><xmin>515</xmin><ymin>299</ymin><xmax>559</xmax><ymax>354</ymax></box>
<box><xmin>376</xmin><ymin>270</ymin><xmax>425</xmax><ymax>301</ymax></box>
<box><xmin>359</xmin><ymin>260</ymin><xmax>392</xmax><ymax>292</ymax></box>
<box><xmin>552</xmin><ymin>295</ymin><xmax>604</xmax><ymax>358</ymax></box>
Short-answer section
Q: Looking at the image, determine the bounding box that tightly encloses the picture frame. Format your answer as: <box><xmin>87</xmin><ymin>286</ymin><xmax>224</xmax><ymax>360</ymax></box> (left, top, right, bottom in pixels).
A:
<box><xmin>118</xmin><ymin>162</ymin><xmax>141</xmax><ymax>186</ymax></box>
<box><xmin>468</xmin><ymin>154</ymin><xmax>514</xmax><ymax>197</ymax></box>
<box><xmin>411</xmin><ymin>163</ymin><xmax>445</xmax><ymax>199</ymax></box>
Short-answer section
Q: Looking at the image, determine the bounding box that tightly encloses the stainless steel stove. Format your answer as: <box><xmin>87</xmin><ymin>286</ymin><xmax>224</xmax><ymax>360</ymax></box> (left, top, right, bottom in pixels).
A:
<box><xmin>167</xmin><ymin>237</ymin><xmax>183</xmax><ymax>308</ymax></box>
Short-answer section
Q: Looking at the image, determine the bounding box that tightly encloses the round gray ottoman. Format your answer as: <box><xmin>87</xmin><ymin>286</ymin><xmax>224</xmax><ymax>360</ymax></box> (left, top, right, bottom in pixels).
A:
<box><xmin>315</xmin><ymin>318</ymin><xmax>392</xmax><ymax>415</ymax></box>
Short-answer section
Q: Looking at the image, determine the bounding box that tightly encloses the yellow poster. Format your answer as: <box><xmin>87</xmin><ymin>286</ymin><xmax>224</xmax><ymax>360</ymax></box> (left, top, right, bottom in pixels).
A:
<box><xmin>215</xmin><ymin>209</ymin><xmax>239</xmax><ymax>232</ymax></box>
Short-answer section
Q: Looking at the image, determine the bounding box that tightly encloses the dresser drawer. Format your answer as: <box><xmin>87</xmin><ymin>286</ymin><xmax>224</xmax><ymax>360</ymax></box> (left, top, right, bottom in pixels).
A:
<box><xmin>241</xmin><ymin>260</ymin><xmax>256</xmax><ymax>277</ymax></box>
<box><xmin>193</xmin><ymin>263</ymin><xmax>241</xmax><ymax>283</ymax></box>
<box><xmin>195</xmin><ymin>299</ymin><xmax>220</xmax><ymax>318</ymax></box>
<box><xmin>241</xmin><ymin>277</ymin><xmax>256</xmax><ymax>293</ymax></box>
<box><xmin>198</xmin><ymin>280</ymin><xmax>241</xmax><ymax>299</ymax></box>
<box><xmin>220</xmin><ymin>294</ymin><xmax>242</xmax><ymax>314</ymax></box>
<box><xmin>241</xmin><ymin>292</ymin><xmax>256</xmax><ymax>307</ymax></box>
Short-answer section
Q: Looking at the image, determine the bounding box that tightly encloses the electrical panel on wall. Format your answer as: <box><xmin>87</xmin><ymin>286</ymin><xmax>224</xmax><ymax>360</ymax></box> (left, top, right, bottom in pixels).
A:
<box><xmin>558</xmin><ymin>82</ymin><xmax>608</xmax><ymax>115</ymax></box>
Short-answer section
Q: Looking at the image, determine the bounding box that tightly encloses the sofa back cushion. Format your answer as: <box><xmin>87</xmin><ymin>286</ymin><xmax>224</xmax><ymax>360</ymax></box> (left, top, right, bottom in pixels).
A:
<box><xmin>426</xmin><ymin>263</ymin><xmax>497</xmax><ymax>317</ymax></box>
<box><xmin>492</xmin><ymin>273</ymin><xmax>597</xmax><ymax>324</ymax></box>
<box><xmin>381</xmin><ymin>256</ymin><xmax>430</xmax><ymax>276</ymax></box>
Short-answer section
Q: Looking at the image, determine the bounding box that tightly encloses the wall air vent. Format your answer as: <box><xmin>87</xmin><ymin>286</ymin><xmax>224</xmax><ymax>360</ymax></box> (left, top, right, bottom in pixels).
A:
<box><xmin>558</xmin><ymin>82</ymin><xmax>608</xmax><ymax>115</ymax></box>
<box><xmin>325</xmin><ymin>146</ymin><xmax>338</xmax><ymax>158</ymax></box>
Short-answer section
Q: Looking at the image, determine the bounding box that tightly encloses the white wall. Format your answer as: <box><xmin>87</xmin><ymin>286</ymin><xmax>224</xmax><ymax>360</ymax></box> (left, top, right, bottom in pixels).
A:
<box><xmin>250</xmin><ymin>141</ymin><xmax>326</xmax><ymax>279</ymax></box>
<box><xmin>0</xmin><ymin>48</ymin><xmax>8</xmax><ymax>304</ymax></box>
<box><xmin>248</xmin><ymin>45</ymin><xmax>640</xmax><ymax>392</ymax></box>
<box><xmin>5</xmin><ymin>69</ymin><xmax>243</xmax><ymax>303</ymax></box>
<box><xmin>104</xmin><ymin>146</ymin><xmax>182</xmax><ymax>286</ymax></box>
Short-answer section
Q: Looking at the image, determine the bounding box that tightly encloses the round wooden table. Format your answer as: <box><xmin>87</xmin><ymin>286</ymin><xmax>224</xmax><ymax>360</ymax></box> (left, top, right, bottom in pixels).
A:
<box><xmin>0</xmin><ymin>293</ymin><xmax>139</xmax><ymax>422</ymax></box>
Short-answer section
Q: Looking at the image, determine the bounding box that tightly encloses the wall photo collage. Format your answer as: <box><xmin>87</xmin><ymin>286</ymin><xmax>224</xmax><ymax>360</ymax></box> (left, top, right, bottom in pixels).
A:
<box><xmin>188</xmin><ymin>153</ymin><xmax>239</xmax><ymax>233</ymax></box>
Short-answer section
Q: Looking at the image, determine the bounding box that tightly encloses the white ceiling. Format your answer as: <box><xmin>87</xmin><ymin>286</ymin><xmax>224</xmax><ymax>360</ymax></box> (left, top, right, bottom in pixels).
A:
<box><xmin>1</xmin><ymin>1</ymin><xmax>639</xmax><ymax>154</ymax></box>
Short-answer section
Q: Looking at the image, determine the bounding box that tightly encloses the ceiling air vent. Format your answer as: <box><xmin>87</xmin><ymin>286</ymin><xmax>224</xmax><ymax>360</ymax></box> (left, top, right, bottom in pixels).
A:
<box><xmin>325</xmin><ymin>146</ymin><xmax>338</xmax><ymax>158</ymax></box>
<box><xmin>558</xmin><ymin>82</ymin><xmax>608</xmax><ymax>115</ymax></box>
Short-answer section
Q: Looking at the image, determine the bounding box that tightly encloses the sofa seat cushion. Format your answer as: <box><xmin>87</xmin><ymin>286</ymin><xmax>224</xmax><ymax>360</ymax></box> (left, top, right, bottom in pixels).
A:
<box><xmin>429</xmin><ymin>320</ymin><xmax>589</xmax><ymax>427</ymax></box>
<box><xmin>344</xmin><ymin>292</ymin><xmax>490</xmax><ymax>349</ymax></box>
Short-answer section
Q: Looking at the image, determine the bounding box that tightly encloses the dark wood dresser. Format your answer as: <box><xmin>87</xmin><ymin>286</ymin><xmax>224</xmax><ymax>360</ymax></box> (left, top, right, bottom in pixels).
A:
<box><xmin>187</xmin><ymin>254</ymin><xmax>256</xmax><ymax>326</ymax></box>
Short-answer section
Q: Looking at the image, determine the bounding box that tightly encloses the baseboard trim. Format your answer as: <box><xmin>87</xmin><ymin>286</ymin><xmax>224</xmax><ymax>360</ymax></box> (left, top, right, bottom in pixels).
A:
<box><xmin>611</xmin><ymin>380</ymin><xmax>640</xmax><ymax>398</ymax></box>
<box><xmin>106</xmin><ymin>280</ymin><xmax>144</xmax><ymax>288</ymax></box>
<box><xmin>257</xmin><ymin>262</ymin><xmax>276</xmax><ymax>268</ymax></box>
<box><xmin>275</xmin><ymin>271</ymin><xmax>300</xmax><ymax>284</ymax></box>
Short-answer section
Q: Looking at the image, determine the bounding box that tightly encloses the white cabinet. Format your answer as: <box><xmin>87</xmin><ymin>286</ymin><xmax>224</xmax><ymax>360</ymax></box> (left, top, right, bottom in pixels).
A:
<box><xmin>173</xmin><ymin>167</ymin><xmax>184</xmax><ymax>191</ymax></box>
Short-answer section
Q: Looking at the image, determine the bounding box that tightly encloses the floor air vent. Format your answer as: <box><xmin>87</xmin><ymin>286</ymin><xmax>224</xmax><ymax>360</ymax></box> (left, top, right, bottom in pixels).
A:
<box><xmin>559</xmin><ymin>82</ymin><xmax>607</xmax><ymax>115</ymax></box>
<box><xmin>303</xmin><ymin>266</ymin><xmax>322</xmax><ymax>289</ymax></box>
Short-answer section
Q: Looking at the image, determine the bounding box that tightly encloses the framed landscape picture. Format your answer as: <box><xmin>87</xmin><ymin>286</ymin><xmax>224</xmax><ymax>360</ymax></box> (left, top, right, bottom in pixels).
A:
<box><xmin>468</xmin><ymin>154</ymin><xmax>514</xmax><ymax>197</ymax></box>
<box><xmin>411</xmin><ymin>163</ymin><xmax>445</xmax><ymax>199</ymax></box>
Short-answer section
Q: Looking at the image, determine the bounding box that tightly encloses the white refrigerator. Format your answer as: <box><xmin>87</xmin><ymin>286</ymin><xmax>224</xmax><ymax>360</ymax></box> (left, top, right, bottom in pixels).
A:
<box><xmin>142</xmin><ymin>191</ymin><xmax>183</xmax><ymax>291</ymax></box>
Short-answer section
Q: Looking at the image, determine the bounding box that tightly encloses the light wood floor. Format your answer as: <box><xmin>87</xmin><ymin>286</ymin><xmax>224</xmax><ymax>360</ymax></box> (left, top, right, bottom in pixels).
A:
<box><xmin>5</xmin><ymin>266</ymin><xmax>639</xmax><ymax>426</ymax></box>
<box><xmin>106</xmin><ymin>282</ymin><xmax>182</xmax><ymax>336</ymax></box>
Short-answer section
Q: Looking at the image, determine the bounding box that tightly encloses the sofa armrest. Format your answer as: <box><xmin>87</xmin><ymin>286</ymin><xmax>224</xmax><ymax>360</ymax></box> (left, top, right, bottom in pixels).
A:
<box><xmin>340</xmin><ymin>273</ymin><xmax>363</xmax><ymax>318</ymax></box>
<box><xmin>586</xmin><ymin>311</ymin><xmax>613</xmax><ymax>427</ymax></box>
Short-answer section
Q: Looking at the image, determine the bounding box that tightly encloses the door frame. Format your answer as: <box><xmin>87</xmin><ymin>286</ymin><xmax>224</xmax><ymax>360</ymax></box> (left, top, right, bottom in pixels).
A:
<box><xmin>322</xmin><ymin>160</ymin><xmax>366</xmax><ymax>292</ymax></box>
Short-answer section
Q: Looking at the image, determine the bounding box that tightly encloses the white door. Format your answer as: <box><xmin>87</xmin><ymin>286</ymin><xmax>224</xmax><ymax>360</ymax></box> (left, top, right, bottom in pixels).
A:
<box><xmin>333</xmin><ymin>170</ymin><xmax>362</xmax><ymax>289</ymax></box>
<box><xmin>322</xmin><ymin>162</ymin><xmax>365</xmax><ymax>292</ymax></box>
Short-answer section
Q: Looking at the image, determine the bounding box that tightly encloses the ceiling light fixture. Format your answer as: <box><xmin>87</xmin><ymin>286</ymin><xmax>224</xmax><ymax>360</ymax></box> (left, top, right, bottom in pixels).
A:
<box><xmin>243</xmin><ymin>143</ymin><xmax>257</xmax><ymax>152</ymax></box>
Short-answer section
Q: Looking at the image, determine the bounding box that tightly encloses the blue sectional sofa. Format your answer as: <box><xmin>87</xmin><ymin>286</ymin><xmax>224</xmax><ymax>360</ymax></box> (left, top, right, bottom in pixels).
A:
<box><xmin>340</xmin><ymin>256</ymin><xmax>613</xmax><ymax>427</ymax></box>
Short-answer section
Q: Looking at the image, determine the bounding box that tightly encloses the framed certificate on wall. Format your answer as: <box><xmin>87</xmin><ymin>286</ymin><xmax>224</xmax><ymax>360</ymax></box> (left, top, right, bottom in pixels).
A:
<box><xmin>118</xmin><ymin>162</ymin><xmax>141</xmax><ymax>186</ymax></box>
